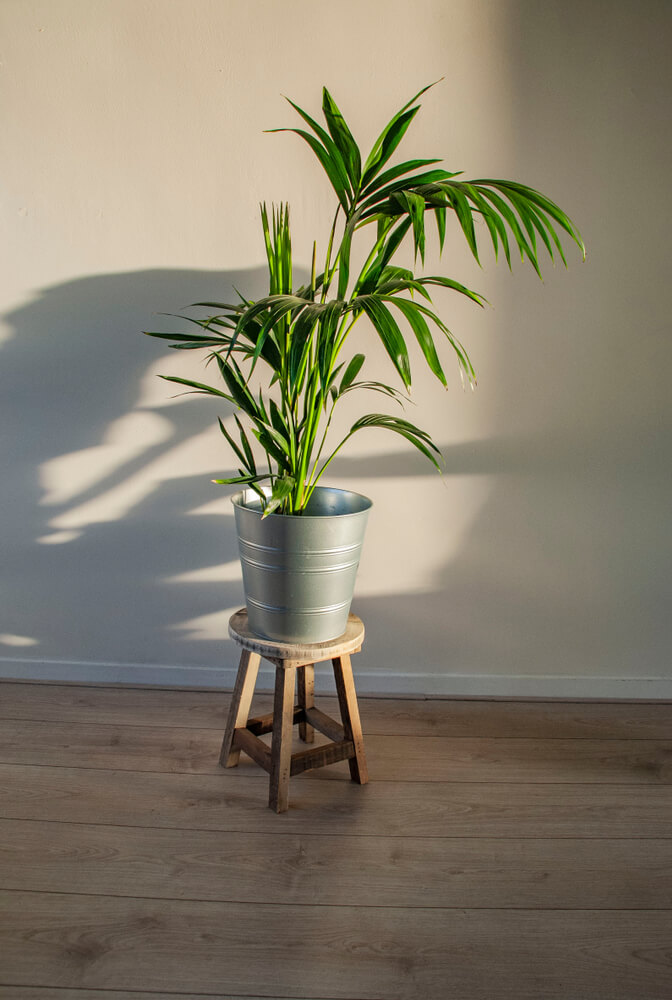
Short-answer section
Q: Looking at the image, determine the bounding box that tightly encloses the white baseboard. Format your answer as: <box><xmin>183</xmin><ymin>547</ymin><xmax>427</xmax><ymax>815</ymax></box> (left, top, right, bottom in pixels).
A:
<box><xmin>1</xmin><ymin>656</ymin><xmax>670</xmax><ymax>699</ymax></box>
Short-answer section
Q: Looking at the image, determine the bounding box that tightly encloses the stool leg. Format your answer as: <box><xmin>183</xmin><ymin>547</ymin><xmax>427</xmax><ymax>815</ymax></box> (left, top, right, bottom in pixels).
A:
<box><xmin>219</xmin><ymin>649</ymin><xmax>261</xmax><ymax>768</ymax></box>
<box><xmin>297</xmin><ymin>664</ymin><xmax>315</xmax><ymax>743</ymax></box>
<box><xmin>269</xmin><ymin>666</ymin><xmax>296</xmax><ymax>813</ymax></box>
<box><xmin>333</xmin><ymin>654</ymin><xmax>369</xmax><ymax>785</ymax></box>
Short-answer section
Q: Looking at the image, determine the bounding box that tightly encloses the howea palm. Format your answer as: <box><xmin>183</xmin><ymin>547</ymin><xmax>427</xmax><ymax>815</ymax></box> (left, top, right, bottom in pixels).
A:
<box><xmin>146</xmin><ymin>82</ymin><xmax>584</xmax><ymax>515</ymax></box>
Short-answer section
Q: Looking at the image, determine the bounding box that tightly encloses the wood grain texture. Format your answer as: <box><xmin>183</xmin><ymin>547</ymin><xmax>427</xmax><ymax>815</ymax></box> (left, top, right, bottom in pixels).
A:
<box><xmin>269</xmin><ymin>665</ymin><xmax>296</xmax><ymax>811</ymax></box>
<box><xmin>231</xmin><ymin>727</ymin><xmax>272</xmax><ymax>773</ymax></box>
<box><xmin>0</xmin><ymin>990</ymin><xmax>299</xmax><ymax>1000</ymax></box>
<box><xmin>2</xmin><ymin>719</ymin><xmax>671</xmax><ymax>783</ymax></box>
<box><xmin>1</xmin><ymin>683</ymin><xmax>671</xmax><ymax>1000</ymax></box>
<box><xmin>228</xmin><ymin>608</ymin><xmax>364</xmax><ymax>663</ymax></box>
<box><xmin>2</xmin><ymin>681</ymin><xmax>670</xmax><ymax>737</ymax></box>
<box><xmin>219</xmin><ymin>649</ymin><xmax>261</xmax><ymax>768</ymax></box>
<box><xmin>1</xmin><ymin>818</ymin><xmax>670</xmax><ymax>909</ymax></box>
<box><xmin>289</xmin><ymin>738</ymin><xmax>356</xmax><ymax>776</ymax></box>
<box><xmin>1</xmin><ymin>891</ymin><xmax>671</xmax><ymax>999</ymax></box>
<box><xmin>297</xmin><ymin>664</ymin><xmax>315</xmax><ymax>743</ymax></box>
<box><xmin>0</xmin><ymin>986</ymin><xmax>300</xmax><ymax>1000</ymax></box>
<box><xmin>333</xmin><ymin>654</ymin><xmax>369</xmax><ymax>784</ymax></box>
<box><xmin>305</xmin><ymin>705</ymin><xmax>345</xmax><ymax>742</ymax></box>
<box><xmin>2</xmin><ymin>763</ymin><xmax>671</xmax><ymax>837</ymax></box>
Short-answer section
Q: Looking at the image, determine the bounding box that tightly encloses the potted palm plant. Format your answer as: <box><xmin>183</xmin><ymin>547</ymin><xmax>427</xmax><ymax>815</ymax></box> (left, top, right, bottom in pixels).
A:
<box><xmin>145</xmin><ymin>82</ymin><xmax>584</xmax><ymax>642</ymax></box>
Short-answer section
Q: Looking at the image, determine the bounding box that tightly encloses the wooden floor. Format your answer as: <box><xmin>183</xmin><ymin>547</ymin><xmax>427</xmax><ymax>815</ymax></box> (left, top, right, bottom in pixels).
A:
<box><xmin>0</xmin><ymin>682</ymin><xmax>671</xmax><ymax>1000</ymax></box>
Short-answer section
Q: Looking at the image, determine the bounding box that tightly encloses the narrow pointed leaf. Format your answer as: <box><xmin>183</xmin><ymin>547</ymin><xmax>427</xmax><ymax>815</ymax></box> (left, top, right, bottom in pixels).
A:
<box><xmin>251</xmin><ymin>424</ymin><xmax>289</xmax><ymax>465</ymax></box>
<box><xmin>234</xmin><ymin>414</ymin><xmax>257</xmax><ymax>474</ymax></box>
<box><xmin>356</xmin><ymin>216</ymin><xmax>412</xmax><ymax>295</ymax></box>
<box><xmin>359</xmin><ymin>296</ymin><xmax>412</xmax><ymax>389</ymax></box>
<box><xmin>473</xmin><ymin>185</ymin><xmax>539</xmax><ymax>273</ymax></box>
<box><xmin>361</xmin><ymin>158</ymin><xmax>443</xmax><ymax>198</ymax></box>
<box><xmin>360</xmin><ymin>168</ymin><xmax>460</xmax><ymax>214</ymax></box>
<box><xmin>268</xmin><ymin>127</ymin><xmax>351</xmax><ymax>210</ymax></box>
<box><xmin>339</xmin><ymin>353</ymin><xmax>365</xmax><ymax>392</ymax></box>
<box><xmin>341</xmin><ymin>380</ymin><xmax>407</xmax><ymax>404</ymax></box>
<box><xmin>218</xmin><ymin>417</ymin><xmax>249</xmax><ymax>471</ymax></box>
<box><xmin>380</xmin><ymin>296</ymin><xmax>476</xmax><ymax>385</ymax></box>
<box><xmin>388</xmin><ymin>297</ymin><xmax>447</xmax><ymax>386</ymax></box>
<box><xmin>144</xmin><ymin>331</ymin><xmax>232</xmax><ymax>346</ymax></box>
<box><xmin>280</xmin><ymin>96</ymin><xmax>354</xmax><ymax>199</ymax></box>
<box><xmin>158</xmin><ymin>375</ymin><xmax>236</xmax><ymax>402</ymax></box>
<box><xmin>350</xmin><ymin>413</ymin><xmax>442</xmax><ymax>470</ymax></box>
<box><xmin>414</xmin><ymin>275</ymin><xmax>487</xmax><ymax>306</ymax></box>
<box><xmin>322</xmin><ymin>87</ymin><xmax>361</xmax><ymax>187</ymax></box>
<box><xmin>435</xmin><ymin>205</ymin><xmax>447</xmax><ymax>252</ymax></box>
<box><xmin>392</xmin><ymin>189</ymin><xmax>426</xmax><ymax>263</ymax></box>
<box><xmin>216</xmin><ymin>355</ymin><xmax>258</xmax><ymax>415</ymax></box>
<box><xmin>362</xmin><ymin>79</ymin><xmax>441</xmax><ymax>186</ymax></box>
<box><xmin>262</xmin><ymin>475</ymin><xmax>296</xmax><ymax>517</ymax></box>
<box><xmin>212</xmin><ymin>473</ymin><xmax>271</xmax><ymax>485</ymax></box>
<box><xmin>361</xmin><ymin>107</ymin><xmax>421</xmax><ymax>188</ymax></box>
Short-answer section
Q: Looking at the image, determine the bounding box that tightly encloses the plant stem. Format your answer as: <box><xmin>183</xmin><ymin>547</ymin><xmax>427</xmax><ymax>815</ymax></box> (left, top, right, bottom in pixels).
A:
<box><xmin>306</xmin><ymin>397</ymin><xmax>338</xmax><ymax>491</ymax></box>
<box><xmin>321</xmin><ymin>206</ymin><xmax>341</xmax><ymax>302</ymax></box>
<box><xmin>304</xmin><ymin>431</ymin><xmax>355</xmax><ymax>505</ymax></box>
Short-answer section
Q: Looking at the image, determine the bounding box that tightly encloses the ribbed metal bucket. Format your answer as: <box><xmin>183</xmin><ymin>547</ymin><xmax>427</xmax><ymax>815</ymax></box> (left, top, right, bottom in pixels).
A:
<box><xmin>232</xmin><ymin>486</ymin><xmax>372</xmax><ymax>643</ymax></box>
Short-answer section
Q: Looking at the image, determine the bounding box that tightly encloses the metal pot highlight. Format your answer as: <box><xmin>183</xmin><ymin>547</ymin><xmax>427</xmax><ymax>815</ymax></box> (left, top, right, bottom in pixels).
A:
<box><xmin>232</xmin><ymin>487</ymin><xmax>372</xmax><ymax>643</ymax></box>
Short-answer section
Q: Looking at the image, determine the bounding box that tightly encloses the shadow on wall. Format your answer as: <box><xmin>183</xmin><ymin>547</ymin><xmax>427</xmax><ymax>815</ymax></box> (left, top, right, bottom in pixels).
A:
<box><xmin>0</xmin><ymin>268</ymin><xmax>275</xmax><ymax>671</ymax></box>
<box><xmin>2</xmin><ymin>267</ymin><xmax>486</xmax><ymax>681</ymax></box>
<box><xmin>1</xmin><ymin>247</ymin><xmax>670</xmax><ymax>688</ymax></box>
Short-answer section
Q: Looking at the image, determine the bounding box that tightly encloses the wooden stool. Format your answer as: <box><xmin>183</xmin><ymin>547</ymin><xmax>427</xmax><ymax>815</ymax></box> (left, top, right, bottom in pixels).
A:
<box><xmin>220</xmin><ymin>608</ymin><xmax>369</xmax><ymax>813</ymax></box>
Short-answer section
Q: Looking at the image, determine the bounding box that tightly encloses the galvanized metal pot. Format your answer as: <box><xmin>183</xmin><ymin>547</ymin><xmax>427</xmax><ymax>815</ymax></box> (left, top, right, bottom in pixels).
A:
<box><xmin>232</xmin><ymin>486</ymin><xmax>372</xmax><ymax>643</ymax></box>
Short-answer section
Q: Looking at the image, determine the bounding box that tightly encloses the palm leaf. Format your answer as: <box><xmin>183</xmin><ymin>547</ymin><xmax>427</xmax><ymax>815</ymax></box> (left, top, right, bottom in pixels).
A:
<box><xmin>361</xmin><ymin>80</ymin><xmax>441</xmax><ymax>187</ymax></box>
<box><xmin>350</xmin><ymin>413</ymin><xmax>442</xmax><ymax>469</ymax></box>
<box><xmin>322</xmin><ymin>87</ymin><xmax>361</xmax><ymax>188</ymax></box>
<box><xmin>387</xmin><ymin>296</ymin><xmax>447</xmax><ymax>387</ymax></box>
<box><xmin>356</xmin><ymin>295</ymin><xmax>412</xmax><ymax>389</ymax></box>
<box><xmin>218</xmin><ymin>417</ymin><xmax>253</xmax><ymax>474</ymax></box>
<box><xmin>391</xmin><ymin>189</ymin><xmax>426</xmax><ymax>262</ymax></box>
<box><xmin>268</xmin><ymin>124</ymin><xmax>351</xmax><ymax>211</ymax></box>
<box><xmin>339</xmin><ymin>353</ymin><xmax>365</xmax><ymax>392</ymax></box>
<box><xmin>212</xmin><ymin>472</ymin><xmax>271</xmax><ymax>486</ymax></box>
<box><xmin>158</xmin><ymin>375</ymin><xmax>236</xmax><ymax>402</ymax></box>
<box><xmin>380</xmin><ymin>295</ymin><xmax>476</xmax><ymax>385</ymax></box>
<box><xmin>262</xmin><ymin>474</ymin><xmax>296</xmax><ymax>517</ymax></box>
<box><xmin>360</xmin><ymin>158</ymin><xmax>443</xmax><ymax>199</ymax></box>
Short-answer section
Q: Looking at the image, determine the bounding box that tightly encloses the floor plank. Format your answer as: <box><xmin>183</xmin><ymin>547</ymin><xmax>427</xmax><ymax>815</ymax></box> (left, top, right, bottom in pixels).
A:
<box><xmin>1</xmin><ymin>719</ymin><xmax>671</xmax><ymax>783</ymax></box>
<box><xmin>2</xmin><ymin>891</ymin><xmax>671</xmax><ymax>1000</ymax></box>
<box><xmin>1</xmin><ymin>684</ymin><xmax>670</xmax><ymax>1000</ymax></box>
<box><xmin>1</xmin><ymin>818</ymin><xmax>669</xmax><ymax>909</ymax></box>
<box><xmin>1</xmin><ymin>763</ymin><xmax>671</xmax><ymax>838</ymax></box>
<box><xmin>2</xmin><ymin>680</ymin><xmax>670</xmax><ymax>737</ymax></box>
<box><xmin>0</xmin><ymin>993</ymin><xmax>288</xmax><ymax>1000</ymax></box>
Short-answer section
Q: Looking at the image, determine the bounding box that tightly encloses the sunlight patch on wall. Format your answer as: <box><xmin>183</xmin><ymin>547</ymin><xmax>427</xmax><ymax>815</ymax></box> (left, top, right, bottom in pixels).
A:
<box><xmin>40</xmin><ymin>411</ymin><xmax>172</xmax><ymax>506</ymax></box>
<box><xmin>187</xmin><ymin>498</ymin><xmax>235</xmax><ymax>517</ymax></box>
<box><xmin>36</xmin><ymin>530</ymin><xmax>83</xmax><ymax>545</ymax></box>
<box><xmin>135</xmin><ymin>352</ymin><xmax>215</xmax><ymax>409</ymax></box>
<box><xmin>169</xmin><ymin>607</ymin><xmax>240</xmax><ymax>641</ymax></box>
<box><xmin>0</xmin><ymin>634</ymin><xmax>39</xmax><ymax>647</ymax></box>
<box><xmin>37</xmin><ymin>417</ymin><xmax>223</xmax><ymax>538</ymax></box>
<box><xmin>35</xmin><ymin>343</ymin><xmax>232</xmax><ymax>542</ymax></box>
<box><xmin>163</xmin><ymin>560</ymin><xmax>242</xmax><ymax>584</ymax></box>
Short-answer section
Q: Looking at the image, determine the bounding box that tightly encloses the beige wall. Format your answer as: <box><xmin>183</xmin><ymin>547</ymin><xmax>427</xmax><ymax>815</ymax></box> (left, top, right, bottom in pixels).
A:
<box><xmin>1</xmin><ymin>0</ymin><xmax>670</xmax><ymax>695</ymax></box>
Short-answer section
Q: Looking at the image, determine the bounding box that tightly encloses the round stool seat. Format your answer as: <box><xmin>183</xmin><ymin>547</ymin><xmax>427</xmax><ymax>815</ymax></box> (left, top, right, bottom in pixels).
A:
<box><xmin>228</xmin><ymin>608</ymin><xmax>365</xmax><ymax>663</ymax></box>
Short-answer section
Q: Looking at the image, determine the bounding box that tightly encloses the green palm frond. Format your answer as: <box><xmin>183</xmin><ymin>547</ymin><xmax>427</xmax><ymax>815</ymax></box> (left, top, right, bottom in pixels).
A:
<box><xmin>146</xmin><ymin>82</ymin><xmax>583</xmax><ymax>514</ymax></box>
